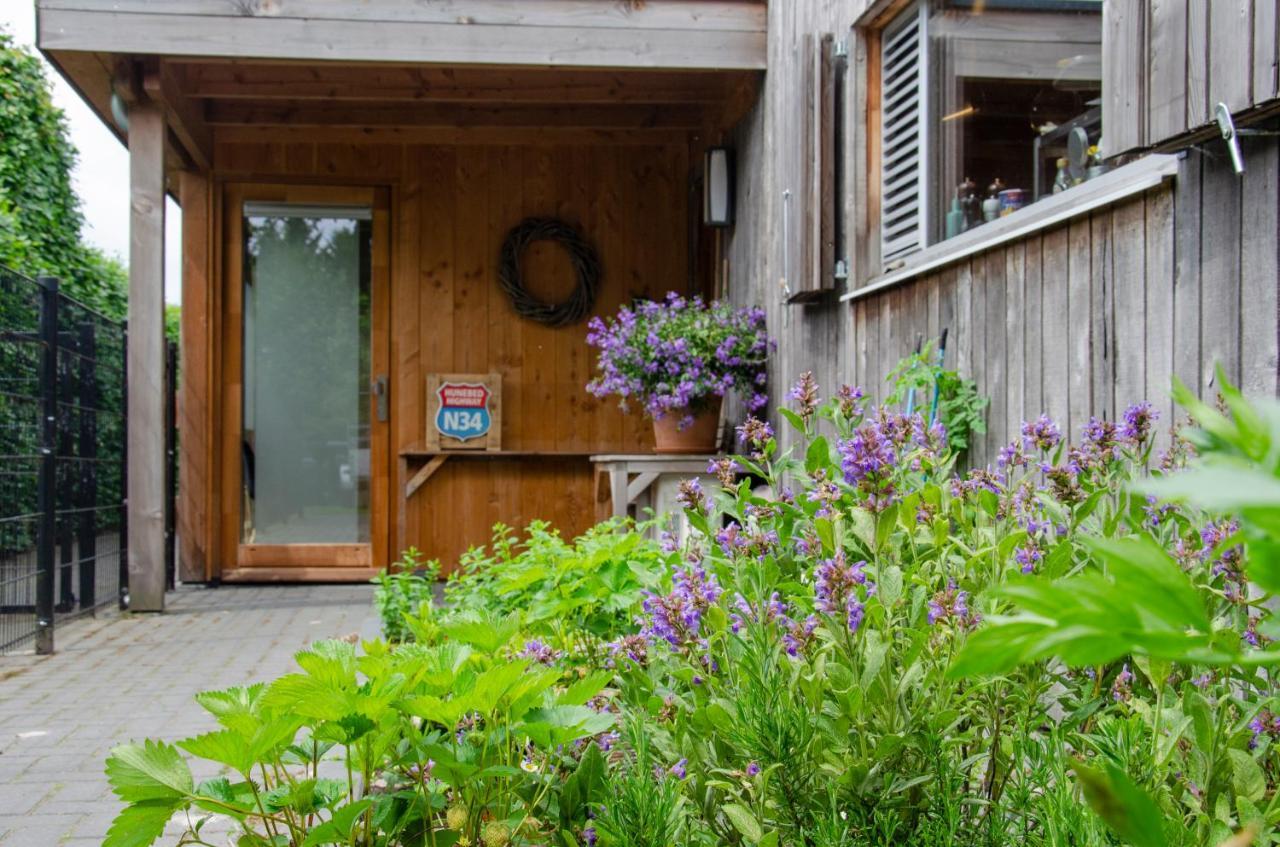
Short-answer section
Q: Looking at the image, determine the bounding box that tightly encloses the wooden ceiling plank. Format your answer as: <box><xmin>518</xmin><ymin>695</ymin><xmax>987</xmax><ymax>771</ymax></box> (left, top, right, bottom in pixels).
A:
<box><xmin>175</xmin><ymin>62</ymin><xmax>746</xmax><ymax>105</ymax></box>
<box><xmin>205</xmin><ymin>100</ymin><xmax>709</xmax><ymax>130</ymax></box>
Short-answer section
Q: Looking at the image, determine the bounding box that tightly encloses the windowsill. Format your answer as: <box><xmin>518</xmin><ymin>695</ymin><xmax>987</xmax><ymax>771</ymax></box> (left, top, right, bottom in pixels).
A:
<box><xmin>841</xmin><ymin>152</ymin><xmax>1183</xmax><ymax>303</ymax></box>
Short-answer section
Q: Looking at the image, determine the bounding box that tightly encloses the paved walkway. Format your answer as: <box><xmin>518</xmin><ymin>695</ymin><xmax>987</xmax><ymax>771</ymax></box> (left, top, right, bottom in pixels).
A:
<box><xmin>0</xmin><ymin>584</ymin><xmax>379</xmax><ymax>846</ymax></box>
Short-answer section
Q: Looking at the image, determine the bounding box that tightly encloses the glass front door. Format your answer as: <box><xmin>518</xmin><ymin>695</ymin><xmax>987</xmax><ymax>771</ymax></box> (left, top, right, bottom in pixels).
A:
<box><xmin>240</xmin><ymin>204</ymin><xmax>375</xmax><ymax>547</ymax></box>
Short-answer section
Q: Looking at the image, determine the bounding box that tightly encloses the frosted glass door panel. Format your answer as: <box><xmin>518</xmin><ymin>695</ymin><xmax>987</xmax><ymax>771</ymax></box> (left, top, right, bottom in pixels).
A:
<box><xmin>241</xmin><ymin>208</ymin><xmax>372</xmax><ymax>544</ymax></box>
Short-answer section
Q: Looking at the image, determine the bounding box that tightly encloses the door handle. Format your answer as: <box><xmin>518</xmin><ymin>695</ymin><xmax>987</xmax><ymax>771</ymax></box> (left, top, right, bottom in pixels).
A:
<box><xmin>372</xmin><ymin>375</ymin><xmax>389</xmax><ymax>423</ymax></box>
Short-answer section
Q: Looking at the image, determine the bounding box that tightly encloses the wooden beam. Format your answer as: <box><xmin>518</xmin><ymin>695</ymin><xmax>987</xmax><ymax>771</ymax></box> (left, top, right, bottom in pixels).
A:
<box><xmin>38</xmin><ymin>5</ymin><xmax>766</xmax><ymax>71</ymax></box>
<box><xmin>175</xmin><ymin>62</ymin><xmax>746</xmax><ymax>104</ymax></box>
<box><xmin>147</xmin><ymin>61</ymin><xmax>213</xmax><ymax>170</ymax></box>
<box><xmin>127</xmin><ymin>99</ymin><xmax>167</xmax><ymax>612</ymax></box>
<box><xmin>405</xmin><ymin>455</ymin><xmax>449</xmax><ymax>499</ymax></box>
<box><xmin>40</xmin><ymin>1</ymin><xmax>766</xmax><ymax>32</ymax></box>
<box><xmin>205</xmin><ymin>100</ymin><xmax>708</xmax><ymax>129</ymax></box>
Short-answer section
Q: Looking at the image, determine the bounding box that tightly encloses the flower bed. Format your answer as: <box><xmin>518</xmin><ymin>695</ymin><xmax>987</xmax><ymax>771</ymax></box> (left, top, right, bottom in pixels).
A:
<box><xmin>104</xmin><ymin>372</ymin><xmax>1279</xmax><ymax>847</ymax></box>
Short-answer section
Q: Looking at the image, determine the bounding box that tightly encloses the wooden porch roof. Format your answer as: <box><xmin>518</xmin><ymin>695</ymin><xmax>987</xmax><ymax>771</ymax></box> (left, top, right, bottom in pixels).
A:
<box><xmin>37</xmin><ymin>1</ymin><xmax>765</xmax><ymax>176</ymax></box>
<box><xmin>37</xmin><ymin>1</ymin><xmax>767</xmax><ymax>69</ymax></box>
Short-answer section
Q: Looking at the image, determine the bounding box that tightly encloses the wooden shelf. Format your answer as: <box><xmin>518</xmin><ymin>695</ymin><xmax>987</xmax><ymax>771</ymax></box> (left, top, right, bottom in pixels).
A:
<box><xmin>398</xmin><ymin>445</ymin><xmax>597</xmax><ymax>499</ymax></box>
<box><xmin>399</xmin><ymin>444</ymin><xmax>595</xmax><ymax>458</ymax></box>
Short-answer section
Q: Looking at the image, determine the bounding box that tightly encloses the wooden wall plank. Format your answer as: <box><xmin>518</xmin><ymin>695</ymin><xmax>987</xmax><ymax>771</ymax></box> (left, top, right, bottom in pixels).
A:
<box><xmin>1067</xmin><ymin>218</ymin><xmax>1093</xmax><ymax>441</ymax></box>
<box><xmin>1172</xmin><ymin>153</ymin><xmax>1203</xmax><ymax>397</ymax></box>
<box><xmin>1103</xmin><ymin>0</ymin><xmax>1146</xmax><ymax>156</ymax></box>
<box><xmin>968</xmin><ymin>257</ymin><xmax>988</xmax><ymax>469</ymax></box>
<box><xmin>1041</xmin><ymin>226</ymin><xmax>1070</xmax><ymax>433</ymax></box>
<box><xmin>1255</xmin><ymin>0</ymin><xmax>1280</xmax><ymax>103</ymax></box>
<box><xmin>177</xmin><ymin>170</ymin><xmax>212</xmax><ymax>583</ymax></box>
<box><xmin>984</xmin><ymin>249</ymin><xmax>1007</xmax><ymax>462</ymax></box>
<box><xmin>1144</xmin><ymin>186</ymin><xmax>1176</xmax><ymax>428</ymax></box>
<box><xmin>1147</xmin><ymin>0</ymin><xmax>1189</xmax><ymax>145</ymax></box>
<box><xmin>1005</xmin><ymin>243</ymin><xmax>1025</xmax><ymax>435</ymax></box>
<box><xmin>1241</xmin><ymin>136</ymin><xmax>1280</xmax><ymax>398</ymax></box>
<box><xmin>1023</xmin><ymin>234</ymin><xmax>1044</xmax><ymax>420</ymax></box>
<box><xmin>1112</xmin><ymin>197</ymin><xmax>1148</xmax><ymax>413</ymax></box>
<box><xmin>1200</xmin><ymin>147</ymin><xmax>1244</xmax><ymax>392</ymax></box>
<box><xmin>392</xmin><ymin>148</ymin><xmax>421</xmax><ymax>556</ymax></box>
<box><xmin>1089</xmin><ymin>210</ymin><xmax>1113</xmax><ymax>421</ymax></box>
<box><xmin>1186</xmin><ymin>0</ymin><xmax>1210</xmax><ymax>129</ymax></box>
<box><xmin>1207</xmin><ymin>0</ymin><xmax>1253</xmax><ymax>114</ymax></box>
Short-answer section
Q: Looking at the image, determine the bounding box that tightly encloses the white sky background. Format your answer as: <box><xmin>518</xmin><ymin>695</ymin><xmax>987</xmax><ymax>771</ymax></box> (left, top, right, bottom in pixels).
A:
<box><xmin>3</xmin><ymin>3</ymin><xmax>183</xmax><ymax>305</ymax></box>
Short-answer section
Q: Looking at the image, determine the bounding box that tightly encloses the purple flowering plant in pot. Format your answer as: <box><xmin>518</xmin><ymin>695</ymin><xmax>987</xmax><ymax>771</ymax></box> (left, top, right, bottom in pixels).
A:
<box><xmin>586</xmin><ymin>292</ymin><xmax>771</xmax><ymax>453</ymax></box>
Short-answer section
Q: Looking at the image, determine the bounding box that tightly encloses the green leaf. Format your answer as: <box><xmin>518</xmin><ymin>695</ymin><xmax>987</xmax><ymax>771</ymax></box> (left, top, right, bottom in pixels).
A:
<box><xmin>1072</xmin><ymin>761</ymin><xmax>1167</xmax><ymax>847</ymax></box>
<box><xmin>778</xmin><ymin>408</ymin><xmax>806</xmax><ymax>434</ymax></box>
<box><xmin>805</xmin><ymin>436</ymin><xmax>830</xmax><ymax>474</ymax></box>
<box><xmin>1227</xmin><ymin>749</ymin><xmax>1266</xmax><ymax>804</ymax></box>
<box><xmin>558</xmin><ymin>671</ymin><xmax>613</xmax><ymax>707</ymax></box>
<box><xmin>105</xmin><ymin>740</ymin><xmax>194</xmax><ymax>804</ymax></box>
<box><xmin>878</xmin><ymin>566</ymin><xmax>903</xmax><ymax>610</ymax></box>
<box><xmin>301</xmin><ymin>799</ymin><xmax>374</xmax><ymax>846</ymax></box>
<box><xmin>722</xmin><ymin>803</ymin><xmax>764</xmax><ymax>843</ymax></box>
<box><xmin>103</xmin><ymin>800</ymin><xmax>179</xmax><ymax>847</ymax></box>
<box><xmin>179</xmin><ymin>729</ymin><xmax>255</xmax><ymax>775</ymax></box>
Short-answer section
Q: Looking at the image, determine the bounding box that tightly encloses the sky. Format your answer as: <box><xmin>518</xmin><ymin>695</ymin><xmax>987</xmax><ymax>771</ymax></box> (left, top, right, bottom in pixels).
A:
<box><xmin>3</xmin><ymin>3</ymin><xmax>183</xmax><ymax>305</ymax></box>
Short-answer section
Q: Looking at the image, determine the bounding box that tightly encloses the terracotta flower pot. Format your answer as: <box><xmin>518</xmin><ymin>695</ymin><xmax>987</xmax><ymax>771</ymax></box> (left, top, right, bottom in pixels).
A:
<box><xmin>652</xmin><ymin>397</ymin><xmax>722</xmax><ymax>454</ymax></box>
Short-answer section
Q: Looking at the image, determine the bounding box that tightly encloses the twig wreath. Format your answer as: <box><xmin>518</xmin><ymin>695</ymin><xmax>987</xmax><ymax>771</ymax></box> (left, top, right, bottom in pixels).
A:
<box><xmin>498</xmin><ymin>217</ymin><xmax>601</xmax><ymax>327</ymax></box>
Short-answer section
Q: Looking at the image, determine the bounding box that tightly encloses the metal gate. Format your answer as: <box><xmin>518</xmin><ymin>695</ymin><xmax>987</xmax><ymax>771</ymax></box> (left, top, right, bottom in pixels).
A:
<box><xmin>0</xmin><ymin>267</ymin><xmax>156</xmax><ymax>653</ymax></box>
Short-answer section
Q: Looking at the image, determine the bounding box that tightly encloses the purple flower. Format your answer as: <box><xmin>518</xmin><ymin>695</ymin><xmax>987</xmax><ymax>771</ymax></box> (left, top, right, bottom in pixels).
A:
<box><xmin>640</xmin><ymin>562</ymin><xmax>723</xmax><ymax>651</ymax></box>
<box><xmin>928</xmin><ymin>582</ymin><xmax>976</xmax><ymax>629</ymax></box>
<box><xmin>782</xmin><ymin>614</ymin><xmax>819</xmax><ymax>657</ymax></box>
<box><xmin>1111</xmin><ymin>664</ymin><xmax>1134</xmax><ymax>703</ymax></box>
<box><xmin>1021</xmin><ymin>415</ymin><xmax>1062</xmax><ymax>452</ymax></box>
<box><xmin>676</xmin><ymin>478</ymin><xmax>709</xmax><ymax>513</ymax></box>
<box><xmin>745</xmin><ymin>761</ymin><xmax>761</xmax><ymax>777</ymax></box>
<box><xmin>836</xmin><ymin>384</ymin><xmax>864</xmax><ymax>418</ymax></box>
<box><xmin>814</xmin><ymin>551</ymin><xmax>873</xmax><ymax>634</ymax></box>
<box><xmin>1015</xmin><ymin>542</ymin><xmax>1043</xmax><ymax>575</ymax></box>
<box><xmin>708</xmin><ymin>456</ymin><xmax>739</xmax><ymax>487</ymax></box>
<box><xmin>1249</xmin><ymin>709</ymin><xmax>1280</xmax><ymax>749</ymax></box>
<box><xmin>519</xmin><ymin>639</ymin><xmax>561</xmax><ymax>665</ymax></box>
<box><xmin>736</xmin><ymin>417</ymin><xmax>774</xmax><ymax>454</ymax></box>
<box><xmin>670</xmin><ymin>758</ymin><xmax>688</xmax><ymax>779</ymax></box>
<box><xmin>583</xmin><ymin>827</ymin><xmax>597</xmax><ymax>847</ymax></box>
<box><xmin>586</xmin><ymin>296</ymin><xmax>769</xmax><ymax>421</ymax></box>
<box><xmin>1120</xmin><ymin>402</ymin><xmax>1158</xmax><ymax>444</ymax></box>
<box><xmin>789</xmin><ymin>371</ymin><xmax>820</xmax><ymax>426</ymax></box>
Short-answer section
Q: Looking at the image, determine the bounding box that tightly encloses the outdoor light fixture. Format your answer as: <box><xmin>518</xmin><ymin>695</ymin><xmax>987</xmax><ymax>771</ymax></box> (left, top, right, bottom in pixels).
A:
<box><xmin>703</xmin><ymin>147</ymin><xmax>735</xmax><ymax>227</ymax></box>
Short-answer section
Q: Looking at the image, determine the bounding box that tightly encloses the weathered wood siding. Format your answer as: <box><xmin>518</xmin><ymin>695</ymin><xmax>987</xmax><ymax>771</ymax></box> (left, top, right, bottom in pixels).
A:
<box><xmin>727</xmin><ymin>0</ymin><xmax>1280</xmax><ymax>464</ymax></box>
<box><xmin>181</xmin><ymin>129</ymin><xmax>696</xmax><ymax>578</ymax></box>
<box><xmin>1107</xmin><ymin>0</ymin><xmax>1280</xmax><ymax>154</ymax></box>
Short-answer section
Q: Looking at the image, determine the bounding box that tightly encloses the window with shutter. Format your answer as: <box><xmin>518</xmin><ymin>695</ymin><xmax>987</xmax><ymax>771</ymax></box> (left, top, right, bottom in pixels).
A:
<box><xmin>878</xmin><ymin>2</ymin><xmax>928</xmax><ymax>266</ymax></box>
<box><xmin>864</xmin><ymin>0</ymin><xmax>1103</xmax><ymax>279</ymax></box>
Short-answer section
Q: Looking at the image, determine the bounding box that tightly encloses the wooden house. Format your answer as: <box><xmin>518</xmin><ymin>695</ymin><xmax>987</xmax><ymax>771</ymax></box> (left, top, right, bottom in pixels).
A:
<box><xmin>36</xmin><ymin>0</ymin><xmax>1279</xmax><ymax>606</ymax></box>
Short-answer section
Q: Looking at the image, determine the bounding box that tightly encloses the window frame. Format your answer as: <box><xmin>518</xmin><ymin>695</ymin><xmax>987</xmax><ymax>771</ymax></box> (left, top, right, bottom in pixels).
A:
<box><xmin>854</xmin><ymin>0</ymin><xmax>1105</xmax><ymax>286</ymax></box>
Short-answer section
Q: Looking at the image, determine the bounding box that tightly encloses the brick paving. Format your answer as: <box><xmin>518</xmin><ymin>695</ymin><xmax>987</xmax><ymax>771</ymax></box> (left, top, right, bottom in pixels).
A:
<box><xmin>0</xmin><ymin>584</ymin><xmax>379</xmax><ymax>846</ymax></box>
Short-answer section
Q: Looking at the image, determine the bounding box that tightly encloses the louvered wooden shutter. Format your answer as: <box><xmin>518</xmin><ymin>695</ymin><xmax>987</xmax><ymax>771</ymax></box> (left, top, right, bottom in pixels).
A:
<box><xmin>879</xmin><ymin>2</ymin><xmax>927</xmax><ymax>266</ymax></box>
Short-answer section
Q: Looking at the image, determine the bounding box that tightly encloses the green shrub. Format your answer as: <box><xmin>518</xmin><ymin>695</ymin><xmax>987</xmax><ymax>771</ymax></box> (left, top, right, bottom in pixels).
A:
<box><xmin>372</xmin><ymin>547</ymin><xmax>440</xmax><ymax>643</ymax></box>
<box><xmin>104</xmin><ymin>367</ymin><xmax>1279</xmax><ymax>847</ymax></box>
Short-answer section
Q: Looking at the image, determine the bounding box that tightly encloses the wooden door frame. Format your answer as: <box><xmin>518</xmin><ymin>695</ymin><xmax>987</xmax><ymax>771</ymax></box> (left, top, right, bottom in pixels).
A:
<box><xmin>218</xmin><ymin>182</ymin><xmax>392</xmax><ymax>581</ymax></box>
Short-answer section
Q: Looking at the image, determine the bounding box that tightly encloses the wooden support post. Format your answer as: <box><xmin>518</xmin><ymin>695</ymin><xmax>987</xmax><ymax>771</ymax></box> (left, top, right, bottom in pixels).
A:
<box><xmin>127</xmin><ymin>99</ymin><xmax>167</xmax><ymax>612</ymax></box>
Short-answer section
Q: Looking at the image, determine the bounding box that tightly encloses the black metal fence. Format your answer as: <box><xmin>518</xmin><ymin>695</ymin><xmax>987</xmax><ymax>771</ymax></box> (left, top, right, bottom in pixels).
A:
<box><xmin>0</xmin><ymin>266</ymin><xmax>132</xmax><ymax>654</ymax></box>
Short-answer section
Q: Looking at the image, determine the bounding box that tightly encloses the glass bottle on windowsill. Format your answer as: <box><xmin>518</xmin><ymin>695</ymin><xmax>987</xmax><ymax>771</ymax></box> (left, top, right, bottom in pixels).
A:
<box><xmin>1052</xmin><ymin>157</ymin><xmax>1071</xmax><ymax>194</ymax></box>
